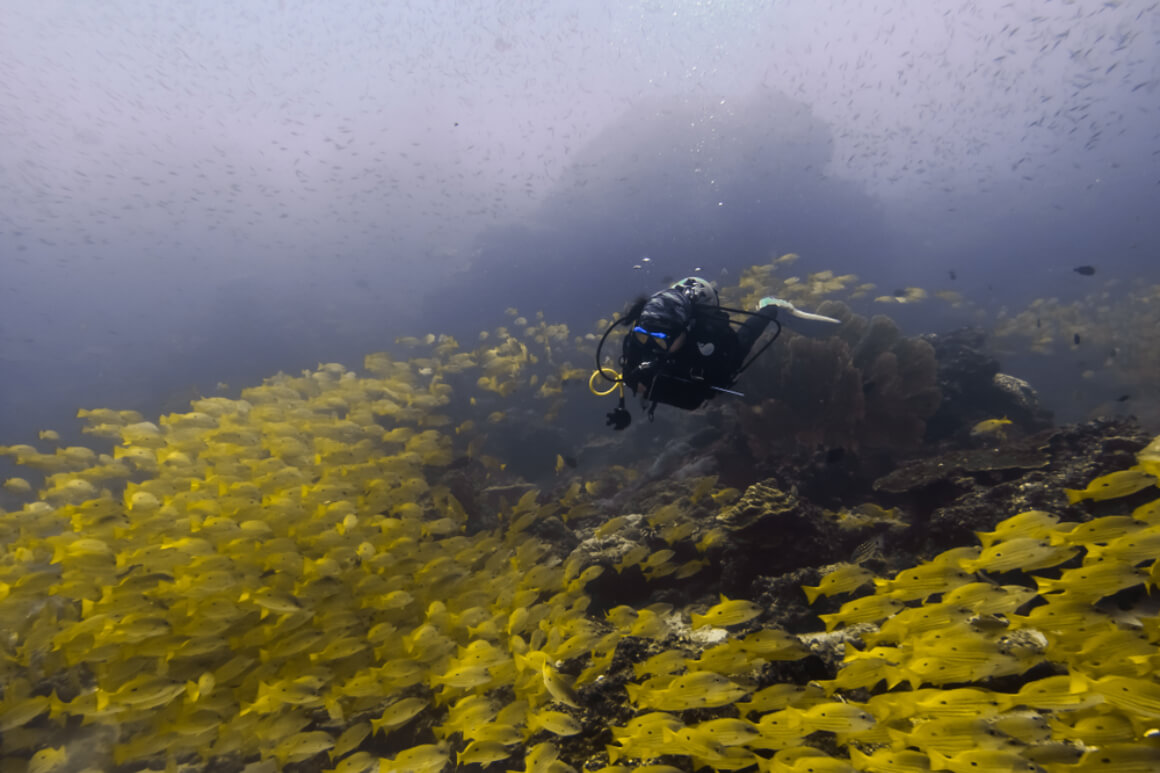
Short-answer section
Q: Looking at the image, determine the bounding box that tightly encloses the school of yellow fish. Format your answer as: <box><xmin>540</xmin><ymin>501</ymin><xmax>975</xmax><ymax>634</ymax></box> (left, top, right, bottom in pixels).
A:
<box><xmin>1</xmin><ymin>259</ymin><xmax>1160</xmax><ymax>772</ymax></box>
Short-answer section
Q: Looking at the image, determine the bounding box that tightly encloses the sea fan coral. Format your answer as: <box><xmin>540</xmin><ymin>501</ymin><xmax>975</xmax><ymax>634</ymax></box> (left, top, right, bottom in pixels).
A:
<box><xmin>735</xmin><ymin>301</ymin><xmax>940</xmax><ymax>455</ymax></box>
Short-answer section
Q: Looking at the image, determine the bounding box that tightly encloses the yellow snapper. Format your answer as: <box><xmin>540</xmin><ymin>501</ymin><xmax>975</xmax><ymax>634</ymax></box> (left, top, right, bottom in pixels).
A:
<box><xmin>1064</xmin><ymin>467</ymin><xmax>1157</xmax><ymax>504</ymax></box>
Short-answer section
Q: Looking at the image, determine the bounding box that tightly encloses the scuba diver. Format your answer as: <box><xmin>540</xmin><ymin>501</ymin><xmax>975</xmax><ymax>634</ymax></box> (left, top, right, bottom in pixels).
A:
<box><xmin>592</xmin><ymin>277</ymin><xmax>839</xmax><ymax>430</ymax></box>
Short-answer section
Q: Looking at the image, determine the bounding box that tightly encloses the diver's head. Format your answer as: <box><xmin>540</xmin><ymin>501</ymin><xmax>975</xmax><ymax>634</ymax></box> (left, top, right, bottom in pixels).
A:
<box><xmin>634</xmin><ymin>288</ymin><xmax>692</xmax><ymax>353</ymax></box>
<box><xmin>672</xmin><ymin>276</ymin><xmax>719</xmax><ymax>307</ymax></box>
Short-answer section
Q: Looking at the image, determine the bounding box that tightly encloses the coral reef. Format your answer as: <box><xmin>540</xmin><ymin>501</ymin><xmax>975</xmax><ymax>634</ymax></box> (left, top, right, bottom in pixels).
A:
<box><xmin>2</xmin><ymin>261</ymin><xmax>1160</xmax><ymax>773</ymax></box>
<box><xmin>734</xmin><ymin>301</ymin><xmax>941</xmax><ymax>457</ymax></box>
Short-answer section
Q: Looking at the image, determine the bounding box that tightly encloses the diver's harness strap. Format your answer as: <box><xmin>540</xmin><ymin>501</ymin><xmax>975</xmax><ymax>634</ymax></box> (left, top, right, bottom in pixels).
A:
<box><xmin>643</xmin><ymin>371</ymin><xmax>659</xmax><ymax>423</ymax></box>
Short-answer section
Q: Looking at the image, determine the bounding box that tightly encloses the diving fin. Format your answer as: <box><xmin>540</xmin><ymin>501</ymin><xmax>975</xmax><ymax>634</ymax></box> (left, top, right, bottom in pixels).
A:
<box><xmin>758</xmin><ymin>297</ymin><xmax>840</xmax><ymax>324</ymax></box>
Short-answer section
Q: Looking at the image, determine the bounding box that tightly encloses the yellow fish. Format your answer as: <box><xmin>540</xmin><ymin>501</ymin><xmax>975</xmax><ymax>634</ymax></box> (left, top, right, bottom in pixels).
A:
<box><xmin>1067</xmin><ymin>742</ymin><xmax>1160</xmax><ymax>772</ymax></box>
<box><xmin>693</xmin><ymin>717</ymin><xmax>760</xmax><ymax>746</ymax></box>
<box><xmin>633</xmin><ymin>671</ymin><xmax>750</xmax><ymax>711</ymax></box>
<box><xmin>1011</xmin><ymin>597</ymin><xmax>1110</xmax><ymax>635</ymax></box>
<box><xmin>691</xmin><ymin>595</ymin><xmax>764</xmax><ymax>629</ymax></box>
<box><xmin>369</xmin><ymin>697</ymin><xmax>428</xmax><ymax>733</ymax></box>
<box><xmin>819</xmin><ymin>595</ymin><xmax>905</xmax><ymax>631</ymax></box>
<box><xmin>961</xmin><ymin>537</ymin><xmax>1077</xmax><ymax>574</ymax></box>
<box><xmin>751</xmin><ymin>710</ymin><xmax>808</xmax><ymax>749</ymax></box>
<box><xmin>457</xmin><ymin>740</ymin><xmax>513</xmax><ymax>767</ymax></box>
<box><xmin>849</xmin><ymin>748</ymin><xmax>930</xmax><ymax>773</ymax></box>
<box><xmin>27</xmin><ymin>747</ymin><xmax>69</xmax><ymax>773</ymax></box>
<box><xmin>788</xmin><ymin>701</ymin><xmax>877</xmax><ymax>734</ymax></box>
<box><xmin>1014</xmin><ymin>675</ymin><xmax>1101</xmax><ymax>711</ymax></box>
<box><xmin>777</xmin><ymin>749</ymin><xmax>858</xmax><ymax>772</ymax></box>
<box><xmin>989</xmin><ymin>713</ymin><xmax>1050</xmax><ymax>744</ymax></box>
<box><xmin>886</xmin><ymin>717</ymin><xmax>999</xmax><ymax>754</ymax></box>
<box><xmin>970</xmin><ymin>417</ymin><xmax>1012</xmax><ymax>436</ymax></box>
<box><xmin>272</xmin><ymin>730</ymin><xmax>335</xmax><ymax>767</ymax></box>
<box><xmin>1047</xmin><ymin>713</ymin><xmax>1135</xmax><ymax>745</ymax></box>
<box><xmin>736</xmin><ymin>629</ymin><xmax>808</xmax><ymax>660</ymax></box>
<box><xmin>1050</xmin><ymin>514</ymin><xmax>1142</xmax><ymax>546</ymax></box>
<box><xmin>736</xmin><ymin>683</ymin><xmax>823</xmax><ymax>717</ymax></box>
<box><xmin>1079</xmin><ymin>673</ymin><xmax>1160</xmax><ymax>717</ymax></box>
<box><xmin>802</xmin><ymin>564</ymin><xmax>876</xmax><ymax>604</ymax></box>
<box><xmin>1033</xmin><ymin>562</ymin><xmax>1146</xmax><ymax>601</ymax></box>
<box><xmin>1</xmin><ymin>477</ymin><xmax>32</xmax><ymax>493</ymax></box>
<box><xmin>1085</xmin><ymin>523</ymin><xmax>1160</xmax><ymax>565</ymax></box>
<box><xmin>941</xmin><ymin>582</ymin><xmax>1035</xmax><ymax>616</ymax></box>
<box><xmin>1065</xmin><ymin>466</ymin><xmax>1157</xmax><ymax>504</ymax></box>
<box><xmin>928</xmin><ymin>749</ymin><xmax>1045</xmax><ymax>773</ymax></box>
<box><xmin>1131</xmin><ymin>497</ymin><xmax>1160</xmax><ymax>524</ymax></box>
<box><xmin>1137</xmin><ymin>434</ymin><xmax>1160</xmax><ymax>479</ymax></box>
<box><xmin>975</xmin><ymin>510</ymin><xmax>1060</xmax><ymax>549</ymax></box>
<box><xmin>385</xmin><ymin>743</ymin><xmax>449</xmax><ymax>773</ymax></box>
<box><xmin>874</xmin><ymin>562</ymin><xmax>972</xmax><ymax>602</ymax></box>
<box><xmin>913</xmin><ymin>687</ymin><xmax>1009</xmax><ymax>718</ymax></box>
<box><xmin>529</xmin><ymin>709</ymin><xmax>582</xmax><ymax>736</ymax></box>
<box><xmin>0</xmin><ymin>695</ymin><xmax>51</xmax><ymax>732</ymax></box>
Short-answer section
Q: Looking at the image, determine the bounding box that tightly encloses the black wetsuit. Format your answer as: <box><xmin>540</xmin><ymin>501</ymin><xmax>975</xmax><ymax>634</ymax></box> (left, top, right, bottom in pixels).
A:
<box><xmin>621</xmin><ymin>302</ymin><xmax>777</xmax><ymax>412</ymax></box>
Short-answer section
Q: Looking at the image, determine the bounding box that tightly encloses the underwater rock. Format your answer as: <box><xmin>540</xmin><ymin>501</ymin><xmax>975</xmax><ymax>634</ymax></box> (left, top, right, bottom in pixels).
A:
<box><xmin>992</xmin><ymin>372</ymin><xmax>1041</xmax><ymax>415</ymax></box>
<box><xmin>571</xmin><ymin>517</ymin><xmax>650</xmax><ymax>567</ymax></box>
<box><xmin>670</xmin><ymin>454</ymin><xmax>718</xmax><ymax>481</ymax></box>
<box><xmin>716</xmin><ymin>480</ymin><xmax>803</xmax><ymax>531</ymax></box>
<box><xmin>923</xmin><ymin>327</ymin><xmax>1053</xmax><ymax>442</ymax></box>
<box><xmin>798</xmin><ymin>623</ymin><xmax>878</xmax><ymax>670</ymax></box>
<box><xmin>1048</xmin><ymin>417</ymin><xmax>1154</xmax><ymax>482</ymax></box>
<box><xmin>711</xmin><ymin>480</ymin><xmax>841</xmax><ymax>596</ymax></box>
<box><xmin>888</xmin><ymin>417</ymin><xmax>1154</xmax><ymax>551</ymax></box>
<box><xmin>643</xmin><ymin>440</ymin><xmax>694</xmax><ymax>481</ymax></box>
<box><xmin>435</xmin><ymin>457</ymin><xmax>503</xmax><ymax>533</ymax></box>
<box><xmin>872</xmin><ymin>442</ymin><xmax>1052</xmax><ymax>495</ymax></box>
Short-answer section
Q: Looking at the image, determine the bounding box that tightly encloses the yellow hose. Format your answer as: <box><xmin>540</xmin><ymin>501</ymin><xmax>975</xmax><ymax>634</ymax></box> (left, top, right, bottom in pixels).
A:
<box><xmin>589</xmin><ymin>368</ymin><xmax>623</xmax><ymax>397</ymax></box>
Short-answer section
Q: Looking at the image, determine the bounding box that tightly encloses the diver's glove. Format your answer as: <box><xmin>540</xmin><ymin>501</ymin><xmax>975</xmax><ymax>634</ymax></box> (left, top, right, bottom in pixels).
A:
<box><xmin>757</xmin><ymin>296</ymin><xmax>840</xmax><ymax>324</ymax></box>
<box><xmin>635</xmin><ymin>360</ymin><xmax>660</xmax><ymax>379</ymax></box>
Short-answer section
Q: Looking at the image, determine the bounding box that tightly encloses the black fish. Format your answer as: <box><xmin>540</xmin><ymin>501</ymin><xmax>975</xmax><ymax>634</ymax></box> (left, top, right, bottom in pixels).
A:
<box><xmin>893</xmin><ymin>288</ymin><xmax>907</xmax><ymax>297</ymax></box>
<box><xmin>1074</xmin><ymin>332</ymin><xmax>1081</xmax><ymax>345</ymax></box>
<box><xmin>1116</xmin><ymin>394</ymin><xmax>1131</xmax><ymax>402</ymax></box>
<box><xmin>948</xmin><ymin>269</ymin><xmax>957</xmax><ymax>280</ymax></box>
<box><xmin>1074</xmin><ymin>265</ymin><xmax>1096</xmax><ymax>276</ymax></box>
<box><xmin>562</xmin><ymin>455</ymin><xmax>578</xmax><ymax>469</ymax></box>
<box><xmin>825</xmin><ymin>448</ymin><xmax>846</xmax><ymax>464</ymax></box>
